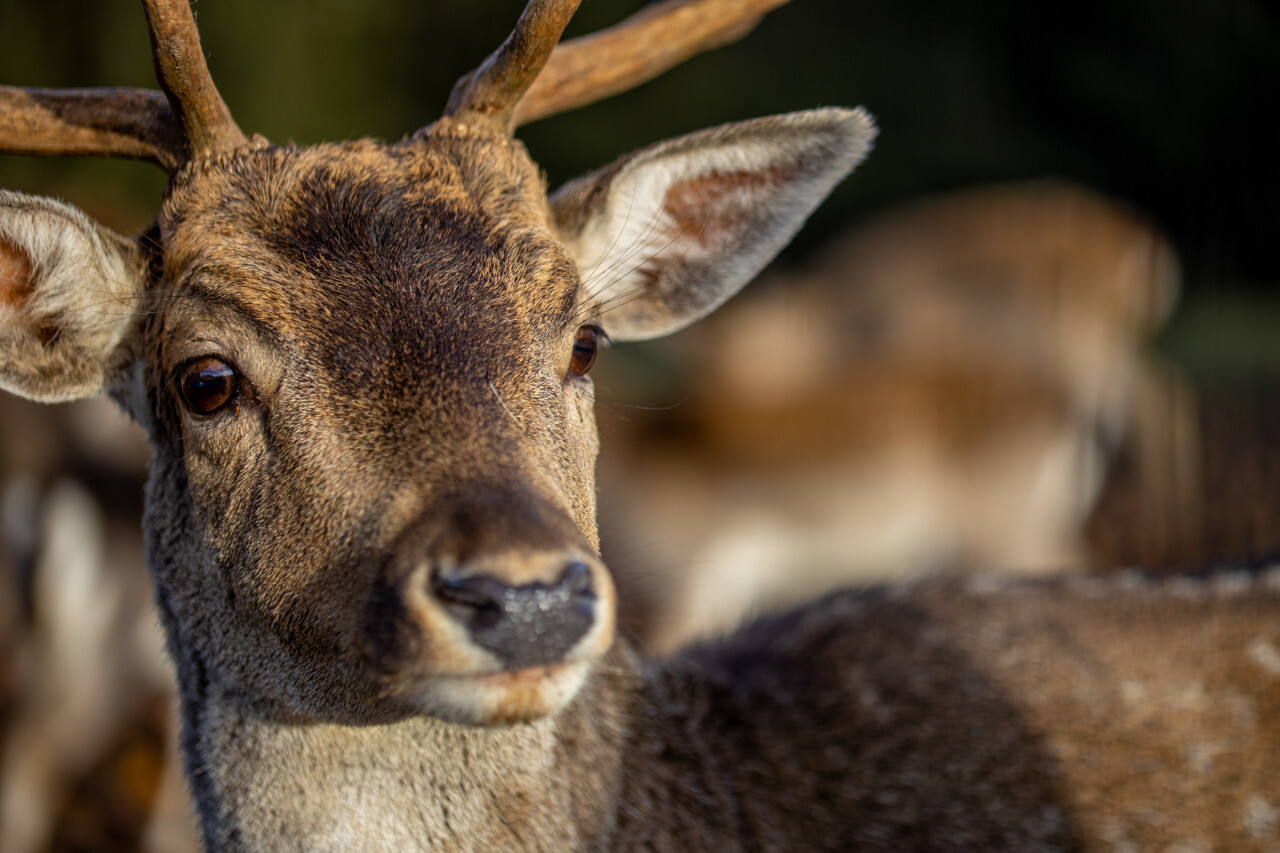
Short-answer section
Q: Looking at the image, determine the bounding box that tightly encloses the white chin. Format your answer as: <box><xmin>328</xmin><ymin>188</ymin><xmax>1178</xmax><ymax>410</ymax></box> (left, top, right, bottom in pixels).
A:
<box><xmin>408</xmin><ymin>661</ymin><xmax>592</xmax><ymax>726</ymax></box>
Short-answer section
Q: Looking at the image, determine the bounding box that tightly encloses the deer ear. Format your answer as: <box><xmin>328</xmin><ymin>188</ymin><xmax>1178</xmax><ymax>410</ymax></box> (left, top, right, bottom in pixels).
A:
<box><xmin>551</xmin><ymin>108</ymin><xmax>875</xmax><ymax>341</ymax></box>
<box><xmin>0</xmin><ymin>190</ymin><xmax>148</xmax><ymax>403</ymax></box>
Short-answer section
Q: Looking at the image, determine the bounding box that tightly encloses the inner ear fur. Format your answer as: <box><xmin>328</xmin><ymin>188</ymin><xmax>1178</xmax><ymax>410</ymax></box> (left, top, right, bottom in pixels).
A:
<box><xmin>0</xmin><ymin>190</ymin><xmax>149</xmax><ymax>404</ymax></box>
<box><xmin>551</xmin><ymin>108</ymin><xmax>876</xmax><ymax>341</ymax></box>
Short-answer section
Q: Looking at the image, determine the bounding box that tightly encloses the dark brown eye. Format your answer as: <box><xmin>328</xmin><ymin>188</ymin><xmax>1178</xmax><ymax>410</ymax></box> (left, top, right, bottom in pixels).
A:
<box><xmin>178</xmin><ymin>357</ymin><xmax>239</xmax><ymax>415</ymax></box>
<box><xmin>569</xmin><ymin>326</ymin><xmax>599</xmax><ymax>377</ymax></box>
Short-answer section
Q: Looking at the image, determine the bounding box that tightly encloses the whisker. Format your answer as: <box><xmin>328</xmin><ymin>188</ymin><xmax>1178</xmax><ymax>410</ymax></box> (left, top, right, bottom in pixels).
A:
<box><xmin>583</xmin><ymin>211</ymin><xmax>671</xmax><ymax>301</ymax></box>
<box><xmin>489</xmin><ymin>381</ymin><xmax>523</xmax><ymax>430</ymax></box>
<box><xmin>579</xmin><ymin>186</ymin><xmax>641</xmax><ymax>290</ymax></box>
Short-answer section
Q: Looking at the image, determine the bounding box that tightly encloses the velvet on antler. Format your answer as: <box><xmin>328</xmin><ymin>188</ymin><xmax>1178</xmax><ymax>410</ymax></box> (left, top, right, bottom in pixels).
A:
<box><xmin>139</xmin><ymin>0</ymin><xmax>246</xmax><ymax>160</ymax></box>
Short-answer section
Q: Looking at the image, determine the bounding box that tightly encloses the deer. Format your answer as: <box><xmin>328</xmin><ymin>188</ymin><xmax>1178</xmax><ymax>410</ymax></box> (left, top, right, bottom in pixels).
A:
<box><xmin>0</xmin><ymin>393</ymin><xmax>194</xmax><ymax>851</ymax></box>
<box><xmin>1</xmin><ymin>1</ymin><xmax>1278</xmax><ymax>851</ymax></box>
<box><xmin>0</xmin><ymin>474</ymin><xmax>178</xmax><ymax>852</ymax></box>
<box><xmin>598</xmin><ymin>181</ymin><xmax>1189</xmax><ymax>652</ymax></box>
<box><xmin>819</xmin><ymin>180</ymin><xmax>1199</xmax><ymax>527</ymax></box>
<box><xmin>600</xmin><ymin>343</ymin><xmax>1107</xmax><ymax>653</ymax></box>
<box><xmin>820</xmin><ymin>181</ymin><xmax>1182</xmax><ymax>430</ymax></box>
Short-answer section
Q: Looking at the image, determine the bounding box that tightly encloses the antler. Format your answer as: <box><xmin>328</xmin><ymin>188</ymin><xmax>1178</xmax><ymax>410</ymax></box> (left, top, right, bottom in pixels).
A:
<box><xmin>0</xmin><ymin>87</ymin><xmax>185</xmax><ymax>171</ymax></box>
<box><xmin>443</xmin><ymin>0</ymin><xmax>584</xmax><ymax>132</ymax></box>
<box><xmin>140</xmin><ymin>0</ymin><xmax>244</xmax><ymax>159</ymax></box>
<box><xmin>0</xmin><ymin>0</ymin><xmax>243</xmax><ymax>172</ymax></box>
<box><xmin>140</xmin><ymin>0</ymin><xmax>246</xmax><ymax>160</ymax></box>
<box><xmin>445</xmin><ymin>0</ymin><xmax>792</xmax><ymax>135</ymax></box>
<box><xmin>513</xmin><ymin>0</ymin><xmax>792</xmax><ymax>128</ymax></box>
<box><xmin>1</xmin><ymin>0</ymin><xmax>792</xmax><ymax>164</ymax></box>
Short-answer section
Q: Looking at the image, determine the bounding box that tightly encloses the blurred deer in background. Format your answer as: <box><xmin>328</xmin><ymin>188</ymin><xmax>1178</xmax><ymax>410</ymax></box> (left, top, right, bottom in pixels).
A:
<box><xmin>0</xmin><ymin>396</ymin><xmax>197</xmax><ymax>852</ymax></box>
<box><xmin>601</xmin><ymin>180</ymin><xmax>1193</xmax><ymax>651</ymax></box>
<box><xmin>826</xmin><ymin>181</ymin><xmax>1180</xmax><ymax>429</ymax></box>
<box><xmin>825</xmin><ymin>181</ymin><xmax>1198</xmax><ymax>535</ymax></box>
<box><xmin>1</xmin><ymin>1</ymin><xmax>1276</xmax><ymax>852</ymax></box>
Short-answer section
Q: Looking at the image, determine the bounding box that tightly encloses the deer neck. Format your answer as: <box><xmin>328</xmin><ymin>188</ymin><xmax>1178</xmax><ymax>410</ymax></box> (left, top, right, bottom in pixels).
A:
<box><xmin>177</xmin><ymin>639</ymin><xmax>638</xmax><ymax>852</ymax></box>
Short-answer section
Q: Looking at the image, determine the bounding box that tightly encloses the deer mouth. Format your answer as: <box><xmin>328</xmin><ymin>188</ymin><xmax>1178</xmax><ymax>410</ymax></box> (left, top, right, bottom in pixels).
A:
<box><xmin>407</xmin><ymin>660</ymin><xmax>594</xmax><ymax>726</ymax></box>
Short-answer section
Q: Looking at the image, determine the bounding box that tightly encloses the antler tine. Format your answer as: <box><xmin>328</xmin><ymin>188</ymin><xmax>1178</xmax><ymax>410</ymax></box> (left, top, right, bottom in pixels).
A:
<box><xmin>0</xmin><ymin>0</ymin><xmax>238</xmax><ymax>171</ymax></box>
<box><xmin>513</xmin><ymin>0</ymin><xmax>792</xmax><ymax>128</ymax></box>
<box><xmin>0</xmin><ymin>87</ymin><xmax>185</xmax><ymax>171</ymax></box>
<box><xmin>140</xmin><ymin>0</ymin><xmax>246</xmax><ymax>160</ymax></box>
<box><xmin>443</xmin><ymin>0</ymin><xmax>583</xmax><ymax>133</ymax></box>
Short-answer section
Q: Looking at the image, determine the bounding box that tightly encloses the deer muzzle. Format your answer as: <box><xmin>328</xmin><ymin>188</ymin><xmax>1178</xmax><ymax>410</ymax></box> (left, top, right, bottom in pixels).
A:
<box><xmin>363</xmin><ymin>484</ymin><xmax>615</xmax><ymax>725</ymax></box>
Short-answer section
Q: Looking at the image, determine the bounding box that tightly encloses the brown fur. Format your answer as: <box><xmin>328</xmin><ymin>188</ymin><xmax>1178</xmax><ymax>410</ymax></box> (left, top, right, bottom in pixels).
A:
<box><xmin>0</xmin><ymin>9</ymin><xmax>1273</xmax><ymax>852</ymax></box>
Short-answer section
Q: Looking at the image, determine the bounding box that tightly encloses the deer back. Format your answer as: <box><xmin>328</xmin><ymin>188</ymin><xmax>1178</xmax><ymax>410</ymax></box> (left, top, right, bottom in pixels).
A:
<box><xmin>617</xmin><ymin>566</ymin><xmax>1280</xmax><ymax>850</ymax></box>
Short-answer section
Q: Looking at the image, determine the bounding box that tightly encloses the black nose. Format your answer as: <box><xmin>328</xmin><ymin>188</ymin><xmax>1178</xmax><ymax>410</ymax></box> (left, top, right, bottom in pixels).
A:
<box><xmin>432</xmin><ymin>562</ymin><xmax>596</xmax><ymax>669</ymax></box>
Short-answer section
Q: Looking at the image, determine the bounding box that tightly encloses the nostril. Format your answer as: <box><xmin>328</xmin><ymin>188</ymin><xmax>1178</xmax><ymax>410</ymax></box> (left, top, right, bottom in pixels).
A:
<box><xmin>432</xmin><ymin>573</ymin><xmax>504</xmax><ymax>631</ymax></box>
<box><xmin>431</xmin><ymin>561</ymin><xmax>598</xmax><ymax>669</ymax></box>
<box><xmin>562</xmin><ymin>561</ymin><xmax>593</xmax><ymax>597</ymax></box>
<box><xmin>433</xmin><ymin>576</ymin><xmax>491</xmax><ymax>610</ymax></box>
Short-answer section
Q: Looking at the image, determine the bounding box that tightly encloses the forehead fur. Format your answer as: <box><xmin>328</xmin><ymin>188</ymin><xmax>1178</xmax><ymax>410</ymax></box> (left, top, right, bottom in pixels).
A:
<box><xmin>160</xmin><ymin>136</ymin><xmax>576</xmax><ymax>343</ymax></box>
<box><xmin>153</xmin><ymin>134</ymin><xmax>580</xmax><ymax>394</ymax></box>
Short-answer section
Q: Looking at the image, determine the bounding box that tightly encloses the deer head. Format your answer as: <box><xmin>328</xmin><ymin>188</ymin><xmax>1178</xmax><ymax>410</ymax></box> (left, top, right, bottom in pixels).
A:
<box><xmin>0</xmin><ymin>0</ymin><xmax>873</xmax><ymax>730</ymax></box>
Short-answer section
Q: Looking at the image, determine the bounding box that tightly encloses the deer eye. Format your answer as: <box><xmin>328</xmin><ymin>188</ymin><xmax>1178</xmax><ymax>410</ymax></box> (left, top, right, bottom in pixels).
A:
<box><xmin>178</xmin><ymin>357</ymin><xmax>240</xmax><ymax>415</ymax></box>
<box><xmin>569</xmin><ymin>326</ymin><xmax>599</xmax><ymax>377</ymax></box>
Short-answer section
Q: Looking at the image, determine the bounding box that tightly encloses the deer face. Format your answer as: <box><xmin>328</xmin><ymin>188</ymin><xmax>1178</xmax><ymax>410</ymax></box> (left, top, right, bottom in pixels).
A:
<box><xmin>136</xmin><ymin>133</ymin><xmax>614</xmax><ymax>725</ymax></box>
<box><xmin>0</xmin><ymin>1</ymin><xmax>875</xmax><ymax>730</ymax></box>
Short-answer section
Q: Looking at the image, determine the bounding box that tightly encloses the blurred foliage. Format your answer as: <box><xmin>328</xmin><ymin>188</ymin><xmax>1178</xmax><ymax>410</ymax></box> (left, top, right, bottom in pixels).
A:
<box><xmin>1158</xmin><ymin>291</ymin><xmax>1280</xmax><ymax>382</ymax></box>
<box><xmin>0</xmin><ymin>0</ymin><xmax>1275</xmax><ymax>334</ymax></box>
